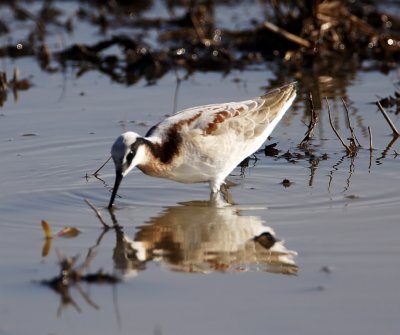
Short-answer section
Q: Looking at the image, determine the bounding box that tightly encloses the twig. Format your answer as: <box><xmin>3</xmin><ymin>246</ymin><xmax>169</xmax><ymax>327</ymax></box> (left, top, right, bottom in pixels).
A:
<box><xmin>344</xmin><ymin>155</ymin><xmax>355</xmax><ymax>192</ymax></box>
<box><xmin>190</xmin><ymin>7</ymin><xmax>210</xmax><ymax>46</ymax></box>
<box><xmin>376</xmin><ymin>101</ymin><xmax>400</xmax><ymax>137</ymax></box>
<box><xmin>376</xmin><ymin>136</ymin><xmax>399</xmax><ymax>162</ymax></box>
<box><xmin>0</xmin><ymin>72</ymin><xmax>8</xmax><ymax>92</ymax></box>
<box><xmin>57</xmin><ymin>292</ymin><xmax>81</xmax><ymax>317</ymax></box>
<box><xmin>300</xmin><ymin>92</ymin><xmax>318</xmax><ymax>145</ymax></box>
<box><xmin>368</xmin><ymin>126</ymin><xmax>373</xmax><ymax>151</ymax></box>
<box><xmin>326</xmin><ymin>98</ymin><xmax>353</xmax><ymax>154</ymax></box>
<box><xmin>76</xmin><ymin>283</ymin><xmax>100</xmax><ymax>310</ymax></box>
<box><xmin>368</xmin><ymin>126</ymin><xmax>374</xmax><ymax>171</ymax></box>
<box><xmin>308</xmin><ymin>157</ymin><xmax>320</xmax><ymax>187</ymax></box>
<box><xmin>328</xmin><ymin>155</ymin><xmax>345</xmax><ymax>193</ymax></box>
<box><xmin>349</xmin><ymin>13</ymin><xmax>377</xmax><ymax>36</ymax></box>
<box><xmin>76</xmin><ymin>250</ymin><xmax>97</xmax><ymax>275</ymax></box>
<box><xmin>84</xmin><ymin>199</ymin><xmax>110</xmax><ymax>229</ymax></box>
<box><xmin>93</xmin><ymin>156</ymin><xmax>112</xmax><ymax>175</ymax></box>
<box><xmin>263</xmin><ymin>21</ymin><xmax>311</xmax><ymax>48</ymax></box>
<box><xmin>341</xmin><ymin>97</ymin><xmax>361</xmax><ymax>147</ymax></box>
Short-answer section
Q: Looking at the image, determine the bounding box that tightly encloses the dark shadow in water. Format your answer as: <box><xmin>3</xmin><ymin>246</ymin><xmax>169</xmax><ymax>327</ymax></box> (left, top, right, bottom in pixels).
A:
<box><xmin>328</xmin><ymin>154</ymin><xmax>356</xmax><ymax>194</ymax></box>
<box><xmin>376</xmin><ymin>136</ymin><xmax>400</xmax><ymax>165</ymax></box>
<box><xmin>111</xmin><ymin>196</ymin><xmax>297</xmax><ymax>278</ymax></box>
<box><xmin>40</xmin><ymin>229</ymin><xmax>121</xmax><ymax>318</ymax></box>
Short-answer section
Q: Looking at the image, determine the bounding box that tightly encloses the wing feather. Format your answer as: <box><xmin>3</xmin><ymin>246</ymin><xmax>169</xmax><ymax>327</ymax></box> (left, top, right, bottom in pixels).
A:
<box><xmin>147</xmin><ymin>83</ymin><xmax>296</xmax><ymax>142</ymax></box>
<box><xmin>146</xmin><ymin>99</ymin><xmax>260</xmax><ymax>139</ymax></box>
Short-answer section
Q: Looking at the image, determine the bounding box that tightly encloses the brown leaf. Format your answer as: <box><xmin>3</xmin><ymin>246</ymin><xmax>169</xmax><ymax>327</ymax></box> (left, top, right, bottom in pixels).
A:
<box><xmin>57</xmin><ymin>227</ymin><xmax>81</xmax><ymax>238</ymax></box>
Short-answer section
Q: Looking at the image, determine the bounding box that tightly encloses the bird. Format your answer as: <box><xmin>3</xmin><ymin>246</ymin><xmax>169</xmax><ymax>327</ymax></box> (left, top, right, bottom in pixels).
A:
<box><xmin>108</xmin><ymin>82</ymin><xmax>296</xmax><ymax>209</ymax></box>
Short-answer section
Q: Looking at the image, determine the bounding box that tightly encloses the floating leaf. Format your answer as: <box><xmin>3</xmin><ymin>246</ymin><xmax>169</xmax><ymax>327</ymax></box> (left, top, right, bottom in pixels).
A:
<box><xmin>41</xmin><ymin>238</ymin><xmax>52</xmax><ymax>257</ymax></box>
<box><xmin>57</xmin><ymin>227</ymin><xmax>81</xmax><ymax>238</ymax></box>
<box><xmin>41</xmin><ymin>220</ymin><xmax>52</xmax><ymax>239</ymax></box>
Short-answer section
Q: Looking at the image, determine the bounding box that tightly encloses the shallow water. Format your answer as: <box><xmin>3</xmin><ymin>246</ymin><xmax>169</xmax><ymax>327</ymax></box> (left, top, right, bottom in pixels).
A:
<box><xmin>1</xmin><ymin>52</ymin><xmax>400</xmax><ymax>335</ymax></box>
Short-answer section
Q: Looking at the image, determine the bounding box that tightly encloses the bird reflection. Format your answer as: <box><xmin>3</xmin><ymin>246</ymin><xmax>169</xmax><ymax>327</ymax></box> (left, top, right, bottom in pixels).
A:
<box><xmin>112</xmin><ymin>197</ymin><xmax>297</xmax><ymax>277</ymax></box>
<box><xmin>40</xmin><ymin>196</ymin><xmax>297</xmax><ymax>316</ymax></box>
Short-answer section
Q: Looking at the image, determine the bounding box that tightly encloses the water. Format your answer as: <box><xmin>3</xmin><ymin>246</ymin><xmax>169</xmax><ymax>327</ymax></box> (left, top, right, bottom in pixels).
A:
<box><xmin>1</xmin><ymin>1</ymin><xmax>400</xmax><ymax>331</ymax></box>
<box><xmin>0</xmin><ymin>55</ymin><xmax>399</xmax><ymax>335</ymax></box>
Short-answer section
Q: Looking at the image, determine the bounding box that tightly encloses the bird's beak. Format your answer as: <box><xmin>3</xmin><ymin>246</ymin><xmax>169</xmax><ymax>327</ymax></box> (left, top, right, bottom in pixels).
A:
<box><xmin>108</xmin><ymin>171</ymin><xmax>123</xmax><ymax>209</ymax></box>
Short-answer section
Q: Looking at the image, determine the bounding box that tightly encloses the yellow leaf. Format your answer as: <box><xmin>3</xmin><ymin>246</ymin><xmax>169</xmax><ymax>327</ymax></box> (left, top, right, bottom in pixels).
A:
<box><xmin>41</xmin><ymin>238</ymin><xmax>52</xmax><ymax>257</ymax></box>
<box><xmin>41</xmin><ymin>220</ymin><xmax>52</xmax><ymax>239</ymax></box>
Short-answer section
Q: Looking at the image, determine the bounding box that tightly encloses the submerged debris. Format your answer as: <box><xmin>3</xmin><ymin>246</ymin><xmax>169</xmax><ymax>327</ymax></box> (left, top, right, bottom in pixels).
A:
<box><xmin>281</xmin><ymin>178</ymin><xmax>293</xmax><ymax>188</ymax></box>
<box><xmin>264</xmin><ymin>142</ymin><xmax>280</xmax><ymax>157</ymax></box>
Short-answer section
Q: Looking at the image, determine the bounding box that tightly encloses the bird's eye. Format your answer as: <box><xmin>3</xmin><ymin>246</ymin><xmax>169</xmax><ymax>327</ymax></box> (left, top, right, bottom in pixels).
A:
<box><xmin>126</xmin><ymin>151</ymin><xmax>134</xmax><ymax>163</ymax></box>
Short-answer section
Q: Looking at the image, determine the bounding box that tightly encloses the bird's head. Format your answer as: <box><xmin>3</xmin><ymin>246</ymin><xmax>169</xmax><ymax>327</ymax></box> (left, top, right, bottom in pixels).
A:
<box><xmin>108</xmin><ymin>131</ymin><xmax>146</xmax><ymax>209</ymax></box>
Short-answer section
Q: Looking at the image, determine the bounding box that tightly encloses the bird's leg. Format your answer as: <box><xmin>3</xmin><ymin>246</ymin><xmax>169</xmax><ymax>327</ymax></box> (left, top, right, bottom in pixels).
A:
<box><xmin>209</xmin><ymin>192</ymin><xmax>230</xmax><ymax>207</ymax></box>
<box><xmin>209</xmin><ymin>178</ymin><xmax>223</xmax><ymax>193</ymax></box>
<box><xmin>220</xmin><ymin>183</ymin><xmax>235</xmax><ymax>205</ymax></box>
<box><xmin>208</xmin><ymin>180</ymin><xmax>235</xmax><ymax>206</ymax></box>
<box><xmin>209</xmin><ymin>177</ymin><xmax>236</xmax><ymax>205</ymax></box>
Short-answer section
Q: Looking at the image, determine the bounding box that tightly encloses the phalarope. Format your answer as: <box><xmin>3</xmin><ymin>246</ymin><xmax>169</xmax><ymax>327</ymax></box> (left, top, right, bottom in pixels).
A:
<box><xmin>108</xmin><ymin>82</ymin><xmax>296</xmax><ymax>208</ymax></box>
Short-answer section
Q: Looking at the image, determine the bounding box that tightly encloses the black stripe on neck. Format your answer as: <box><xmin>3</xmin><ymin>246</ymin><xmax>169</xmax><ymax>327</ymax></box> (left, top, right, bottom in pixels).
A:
<box><xmin>136</xmin><ymin>129</ymin><xmax>182</xmax><ymax>164</ymax></box>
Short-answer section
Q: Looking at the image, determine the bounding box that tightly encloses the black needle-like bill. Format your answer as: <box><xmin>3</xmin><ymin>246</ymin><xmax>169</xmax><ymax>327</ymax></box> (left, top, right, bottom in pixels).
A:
<box><xmin>108</xmin><ymin>172</ymin><xmax>123</xmax><ymax>209</ymax></box>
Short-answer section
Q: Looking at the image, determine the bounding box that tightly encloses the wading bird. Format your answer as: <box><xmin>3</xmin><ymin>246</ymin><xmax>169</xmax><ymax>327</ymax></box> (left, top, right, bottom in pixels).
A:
<box><xmin>108</xmin><ymin>82</ymin><xmax>296</xmax><ymax>208</ymax></box>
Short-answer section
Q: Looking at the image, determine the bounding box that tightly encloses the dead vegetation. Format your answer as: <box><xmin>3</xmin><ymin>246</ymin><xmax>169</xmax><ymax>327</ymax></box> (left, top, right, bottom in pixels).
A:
<box><xmin>0</xmin><ymin>68</ymin><xmax>32</xmax><ymax>105</ymax></box>
<box><xmin>326</xmin><ymin>97</ymin><xmax>360</xmax><ymax>156</ymax></box>
<box><xmin>0</xmin><ymin>0</ymin><xmax>398</xmax><ymax>88</ymax></box>
<box><xmin>300</xmin><ymin>92</ymin><xmax>319</xmax><ymax>146</ymax></box>
<box><xmin>41</xmin><ymin>248</ymin><xmax>120</xmax><ymax>316</ymax></box>
<box><xmin>248</xmin><ymin>91</ymin><xmax>399</xmax><ymax>189</ymax></box>
<box><xmin>39</xmin><ymin>214</ymin><xmax>121</xmax><ymax>315</ymax></box>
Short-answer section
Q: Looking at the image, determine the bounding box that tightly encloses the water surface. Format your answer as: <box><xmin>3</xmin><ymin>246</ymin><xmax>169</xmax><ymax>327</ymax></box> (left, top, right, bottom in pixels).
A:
<box><xmin>0</xmin><ymin>55</ymin><xmax>400</xmax><ymax>335</ymax></box>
